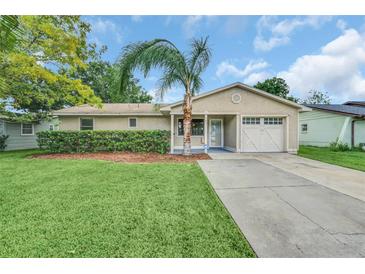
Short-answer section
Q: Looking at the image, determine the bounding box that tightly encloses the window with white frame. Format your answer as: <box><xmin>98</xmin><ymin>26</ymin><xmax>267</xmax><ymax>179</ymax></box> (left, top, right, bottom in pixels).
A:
<box><xmin>264</xmin><ymin>117</ymin><xmax>283</xmax><ymax>125</ymax></box>
<box><xmin>21</xmin><ymin>123</ymin><xmax>34</xmax><ymax>135</ymax></box>
<box><xmin>80</xmin><ymin>118</ymin><xmax>94</xmax><ymax>130</ymax></box>
<box><xmin>301</xmin><ymin>124</ymin><xmax>308</xmax><ymax>133</ymax></box>
<box><xmin>242</xmin><ymin>117</ymin><xmax>260</xmax><ymax>125</ymax></box>
<box><xmin>128</xmin><ymin>118</ymin><xmax>137</xmax><ymax>128</ymax></box>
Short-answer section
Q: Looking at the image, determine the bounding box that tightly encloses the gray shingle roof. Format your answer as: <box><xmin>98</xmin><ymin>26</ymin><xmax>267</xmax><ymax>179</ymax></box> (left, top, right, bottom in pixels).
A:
<box><xmin>304</xmin><ymin>104</ymin><xmax>365</xmax><ymax>116</ymax></box>
<box><xmin>343</xmin><ymin>101</ymin><xmax>365</xmax><ymax>107</ymax></box>
<box><xmin>53</xmin><ymin>104</ymin><xmax>166</xmax><ymax>116</ymax></box>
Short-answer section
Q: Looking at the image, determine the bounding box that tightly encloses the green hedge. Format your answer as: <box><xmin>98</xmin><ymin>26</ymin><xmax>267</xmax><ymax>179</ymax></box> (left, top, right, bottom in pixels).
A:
<box><xmin>37</xmin><ymin>130</ymin><xmax>170</xmax><ymax>154</ymax></box>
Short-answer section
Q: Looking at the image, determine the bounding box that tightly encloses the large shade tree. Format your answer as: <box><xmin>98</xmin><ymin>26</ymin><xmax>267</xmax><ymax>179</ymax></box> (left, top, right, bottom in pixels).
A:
<box><xmin>117</xmin><ymin>38</ymin><xmax>211</xmax><ymax>155</ymax></box>
<box><xmin>0</xmin><ymin>16</ymin><xmax>102</xmax><ymax>119</ymax></box>
<box><xmin>254</xmin><ymin>77</ymin><xmax>299</xmax><ymax>102</ymax></box>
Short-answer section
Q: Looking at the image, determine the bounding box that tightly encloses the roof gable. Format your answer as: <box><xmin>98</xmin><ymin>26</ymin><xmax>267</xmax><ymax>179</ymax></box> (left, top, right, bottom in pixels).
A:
<box><xmin>160</xmin><ymin>82</ymin><xmax>307</xmax><ymax>111</ymax></box>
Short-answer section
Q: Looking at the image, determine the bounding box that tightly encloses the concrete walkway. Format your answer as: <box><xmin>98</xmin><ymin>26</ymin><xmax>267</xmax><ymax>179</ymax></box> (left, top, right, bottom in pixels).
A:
<box><xmin>198</xmin><ymin>154</ymin><xmax>365</xmax><ymax>257</ymax></box>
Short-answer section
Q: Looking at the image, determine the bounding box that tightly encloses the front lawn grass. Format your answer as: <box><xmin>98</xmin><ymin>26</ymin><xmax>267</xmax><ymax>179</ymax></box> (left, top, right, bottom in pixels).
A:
<box><xmin>298</xmin><ymin>146</ymin><xmax>365</xmax><ymax>172</ymax></box>
<box><xmin>0</xmin><ymin>150</ymin><xmax>255</xmax><ymax>258</ymax></box>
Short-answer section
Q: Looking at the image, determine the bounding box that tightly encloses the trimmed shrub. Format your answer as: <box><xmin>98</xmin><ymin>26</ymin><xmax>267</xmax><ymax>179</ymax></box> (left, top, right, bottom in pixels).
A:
<box><xmin>37</xmin><ymin>130</ymin><xmax>170</xmax><ymax>154</ymax></box>
<box><xmin>329</xmin><ymin>140</ymin><xmax>350</xmax><ymax>152</ymax></box>
<box><xmin>0</xmin><ymin>135</ymin><xmax>9</xmax><ymax>151</ymax></box>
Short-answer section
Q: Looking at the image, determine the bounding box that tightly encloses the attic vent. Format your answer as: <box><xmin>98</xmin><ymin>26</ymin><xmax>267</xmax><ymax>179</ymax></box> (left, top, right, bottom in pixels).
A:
<box><xmin>231</xmin><ymin>93</ymin><xmax>241</xmax><ymax>104</ymax></box>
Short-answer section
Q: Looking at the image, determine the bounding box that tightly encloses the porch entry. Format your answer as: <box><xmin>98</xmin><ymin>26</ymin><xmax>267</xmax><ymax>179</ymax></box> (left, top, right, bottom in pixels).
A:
<box><xmin>209</xmin><ymin>119</ymin><xmax>223</xmax><ymax>147</ymax></box>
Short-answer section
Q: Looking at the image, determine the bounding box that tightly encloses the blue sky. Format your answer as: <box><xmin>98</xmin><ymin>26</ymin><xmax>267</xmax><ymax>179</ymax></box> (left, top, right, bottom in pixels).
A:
<box><xmin>84</xmin><ymin>16</ymin><xmax>365</xmax><ymax>103</ymax></box>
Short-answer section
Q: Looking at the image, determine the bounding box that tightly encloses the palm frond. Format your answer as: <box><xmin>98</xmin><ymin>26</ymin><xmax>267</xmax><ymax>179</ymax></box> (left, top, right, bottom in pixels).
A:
<box><xmin>117</xmin><ymin>39</ymin><xmax>187</xmax><ymax>94</ymax></box>
<box><xmin>190</xmin><ymin>74</ymin><xmax>204</xmax><ymax>96</ymax></box>
<box><xmin>0</xmin><ymin>15</ymin><xmax>24</xmax><ymax>53</ymax></box>
<box><xmin>156</xmin><ymin>67</ymin><xmax>186</xmax><ymax>99</ymax></box>
<box><xmin>187</xmin><ymin>37</ymin><xmax>211</xmax><ymax>84</ymax></box>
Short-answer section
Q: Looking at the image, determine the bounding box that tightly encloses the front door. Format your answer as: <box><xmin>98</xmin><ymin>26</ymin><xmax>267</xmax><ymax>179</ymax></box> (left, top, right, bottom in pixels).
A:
<box><xmin>209</xmin><ymin>119</ymin><xmax>223</xmax><ymax>147</ymax></box>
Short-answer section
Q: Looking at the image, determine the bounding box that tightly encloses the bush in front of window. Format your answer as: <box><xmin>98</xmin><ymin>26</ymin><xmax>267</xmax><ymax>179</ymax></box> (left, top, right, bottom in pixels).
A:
<box><xmin>36</xmin><ymin>130</ymin><xmax>170</xmax><ymax>154</ymax></box>
<box><xmin>0</xmin><ymin>135</ymin><xmax>9</xmax><ymax>151</ymax></box>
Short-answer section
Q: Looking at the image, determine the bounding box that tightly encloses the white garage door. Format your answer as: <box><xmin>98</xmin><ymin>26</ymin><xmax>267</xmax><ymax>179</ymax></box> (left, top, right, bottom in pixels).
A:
<box><xmin>241</xmin><ymin>117</ymin><xmax>284</xmax><ymax>152</ymax></box>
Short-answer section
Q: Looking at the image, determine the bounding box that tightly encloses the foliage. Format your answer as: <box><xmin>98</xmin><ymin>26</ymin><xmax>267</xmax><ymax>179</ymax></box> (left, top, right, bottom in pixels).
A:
<box><xmin>301</xmin><ymin>90</ymin><xmax>331</xmax><ymax>104</ymax></box>
<box><xmin>299</xmin><ymin>145</ymin><xmax>365</xmax><ymax>172</ymax></box>
<box><xmin>0</xmin><ymin>135</ymin><xmax>8</xmax><ymax>151</ymax></box>
<box><xmin>118</xmin><ymin>38</ymin><xmax>211</xmax><ymax>98</ymax></box>
<box><xmin>329</xmin><ymin>140</ymin><xmax>351</xmax><ymax>152</ymax></box>
<box><xmin>0</xmin><ymin>150</ymin><xmax>254</xmax><ymax>257</ymax></box>
<box><xmin>254</xmin><ymin>77</ymin><xmax>299</xmax><ymax>102</ymax></box>
<box><xmin>110</xmin><ymin>73</ymin><xmax>153</xmax><ymax>103</ymax></box>
<box><xmin>37</xmin><ymin>130</ymin><xmax>170</xmax><ymax>154</ymax></box>
<box><xmin>0</xmin><ymin>112</ymin><xmax>40</xmax><ymax>123</ymax></box>
<box><xmin>0</xmin><ymin>16</ymin><xmax>101</xmax><ymax>118</ymax></box>
<box><xmin>0</xmin><ymin>15</ymin><xmax>24</xmax><ymax>52</ymax></box>
<box><xmin>117</xmin><ymin>37</ymin><xmax>211</xmax><ymax>155</ymax></box>
<box><xmin>66</xmin><ymin>45</ymin><xmax>153</xmax><ymax>104</ymax></box>
<box><xmin>0</xmin><ymin>16</ymin><xmax>24</xmax><ymax>92</ymax></box>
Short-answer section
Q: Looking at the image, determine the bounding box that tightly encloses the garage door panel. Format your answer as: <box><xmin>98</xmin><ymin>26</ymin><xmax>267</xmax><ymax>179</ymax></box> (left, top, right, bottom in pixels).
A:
<box><xmin>261</xmin><ymin>127</ymin><xmax>284</xmax><ymax>152</ymax></box>
<box><xmin>241</xmin><ymin>117</ymin><xmax>284</xmax><ymax>152</ymax></box>
<box><xmin>242</xmin><ymin>127</ymin><xmax>261</xmax><ymax>152</ymax></box>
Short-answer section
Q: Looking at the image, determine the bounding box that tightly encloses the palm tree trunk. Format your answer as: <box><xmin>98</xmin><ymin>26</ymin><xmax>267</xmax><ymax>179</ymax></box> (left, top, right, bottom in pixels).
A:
<box><xmin>182</xmin><ymin>91</ymin><xmax>192</xmax><ymax>156</ymax></box>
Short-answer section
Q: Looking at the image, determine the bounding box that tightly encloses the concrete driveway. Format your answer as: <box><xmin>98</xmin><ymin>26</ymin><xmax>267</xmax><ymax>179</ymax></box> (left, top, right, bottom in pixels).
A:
<box><xmin>198</xmin><ymin>153</ymin><xmax>365</xmax><ymax>257</ymax></box>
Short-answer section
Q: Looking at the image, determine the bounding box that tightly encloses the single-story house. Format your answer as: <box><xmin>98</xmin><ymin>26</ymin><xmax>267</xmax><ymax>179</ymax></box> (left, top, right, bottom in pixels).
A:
<box><xmin>299</xmin><ymin>101</ymin><xmax>365</xmax><ymax>148</ymax></box>
<box><xmin>0</xmin><ymin>115</ymin><xmax>58</xmax><ymax>151</ymax></box>
<box><xmin>54</xmin><ymin>82</ymin><xmax>309</xmax><ymax>154</ymax></box>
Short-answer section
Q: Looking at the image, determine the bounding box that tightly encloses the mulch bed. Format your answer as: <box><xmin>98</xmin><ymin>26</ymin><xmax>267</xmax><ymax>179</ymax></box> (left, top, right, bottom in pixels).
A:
<box><xmin>31</xmin><ymin>151</ymin><xmax>211</xmax><ymax>163</ymax></box>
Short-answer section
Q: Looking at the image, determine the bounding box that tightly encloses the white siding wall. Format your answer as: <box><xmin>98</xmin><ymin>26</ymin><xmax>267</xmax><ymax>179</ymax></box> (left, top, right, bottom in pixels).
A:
<box><xmin>354</xmin><ymin>120</ymin><xmax>365</xmax><ymax>146</ymax></box>
<box><xmin>299</xmin><ymin>110</ymin><xmax>352</xmax><ymax>147</ymax></box>
<box><xmin>2</xmin><ymin>119</ymin><xmax>56</xmax><ymax>151</ymax></box>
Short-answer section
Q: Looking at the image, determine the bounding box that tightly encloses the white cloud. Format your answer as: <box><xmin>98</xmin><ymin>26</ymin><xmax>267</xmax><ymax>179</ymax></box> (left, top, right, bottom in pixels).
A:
<box><xmin>223</xmin><ymin>16</ymin><xmax>249</xmax><ymax>35</ymax></box>
<box><xmin>216</xmin><ymin>59</ymin><xmax>269</xmax><ymax>79</ymax></box>
<box><xmin>131</xmin><ymin>16</ymin><xmax>143</xmax><ymax>23</ymax></box>
<box><xmin>278</xmin><ymin>28</ymin><xmax>365</xmax><ymax>102</ymax></box>
<box><xmin>336</xmin><ymin>19</ymin><xmax>347</xmax><ymax>31</ymax></box>
<box><xmin>89</xmin><ymin>17</ymin><xmax>123</xmax><ymax>44</ymax></box>
<box><xmin>244</xmin><ymin>71</ymin><xmax>272</xmax><ymax>86</ymax></box>
<box><xmin>182</xmin><ymin>16</ymin><xmax>217</xmax><ymax>38</ymax></box>
<box><xmin>182</xmin><ymin>16</ymin><xmax>204</xmax><ymax>37</ymax></box>
<box><xmin>254</xmin><ymin>16</ymin><xmax>332</xmax><ymax>51</ymax></box>
<box><xmin>254</xmin><ymin>36</ymin><xmax>290</xmax><ymax>52</ymax></box>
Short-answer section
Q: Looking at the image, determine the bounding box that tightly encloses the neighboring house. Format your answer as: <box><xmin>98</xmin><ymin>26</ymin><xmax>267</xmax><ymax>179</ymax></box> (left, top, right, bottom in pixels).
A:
<box><xmin>0</xmin><ymin>115</ymin><xmax>58</xmax><ymax>151</ymax></box>
<box><xmin>54</xmin><ymin>82</ymin><xmax>309</xmax><ymax>154</ymax></box>
<box><xmin>299</xmin><ymin>102</ymin><xmax>365</xmax><ymax>148</ymax></box>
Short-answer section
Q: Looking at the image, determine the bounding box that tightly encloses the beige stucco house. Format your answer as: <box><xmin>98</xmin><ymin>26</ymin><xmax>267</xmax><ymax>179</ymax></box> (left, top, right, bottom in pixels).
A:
<box><xmin>54</xmin><ymin>82</ymin><xmax>310</xmax><ymax>154</ymax></box>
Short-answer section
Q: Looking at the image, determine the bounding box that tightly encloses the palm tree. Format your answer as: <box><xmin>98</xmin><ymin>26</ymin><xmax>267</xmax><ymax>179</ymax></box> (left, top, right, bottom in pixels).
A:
<box><xmin>0</xmin><ymin>16</ymin><xmax>23</xmax><ymax>92</ymax></box>
<box><xmin>117</xmin><ymin>37</ymin><xmax>211</xmax><ymax>155</ymax></box>
<box><xmin>0</xmin><ymin>15</ymin><xmax>23</xmax><ymax>53</ymax></box>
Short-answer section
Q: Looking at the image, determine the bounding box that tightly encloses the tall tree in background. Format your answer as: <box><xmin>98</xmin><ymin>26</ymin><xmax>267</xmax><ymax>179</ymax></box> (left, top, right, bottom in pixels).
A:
<box><xmin>0</xmin><ymin>16</ymin><xmax>101</xmax><ymax>118</ymax></box>
<box><xmin>254</xmin><ymin>77</ymin><xmax>299</xmax><ymax>102</ymax></box>
<box><xmin>117</xmin><ymin>37</ymin><xmax>211</xmax><ymax>155</ymax></box>
<box><xmin>302</xmin><ymin>90</ymin><xmax>331</xmax><ymax>104</ymax></box>
<box><xmin>0</xmin><ymin>16</ymin><xmax>23</xmax><ymax>95</ymax></box>
<box><xmin>69</xmin><ymin>44</ymin><xmax>152</xmax><ymax>104</ymax></box>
